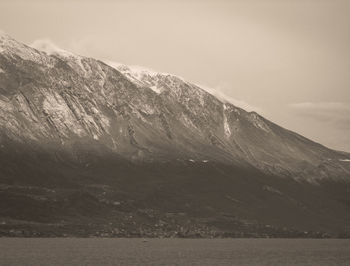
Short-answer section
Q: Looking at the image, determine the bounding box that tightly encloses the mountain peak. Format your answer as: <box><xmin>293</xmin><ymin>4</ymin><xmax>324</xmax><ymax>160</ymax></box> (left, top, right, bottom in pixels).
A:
<box><xmin>106</xmin><ymin>62</ymin><xmax>188</xmax><ymax>95</ymax></box>
<box><xmin>1</xmin><ymin>34</ymin><xmax>350</xmax><ymax>182</ymax></box>
<box><xmin>0</xmin><ymin>31</ymin><xmax>16</xmax><ymax>50</ymax></box>
<box><xmin>107</xmin><ymin>62</ymin><xmax>160</xmax><ymax>76</ymax></box>
<box><xmin>1</xmin><ymin>33</ymin><xmax>350</xmax><ymax>237</ymax></box>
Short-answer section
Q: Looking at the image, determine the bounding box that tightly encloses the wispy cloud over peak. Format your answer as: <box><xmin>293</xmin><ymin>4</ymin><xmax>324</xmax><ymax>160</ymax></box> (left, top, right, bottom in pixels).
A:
<box><xmin>197</xmin><ymin>84</ymin><xmax>262</xmax><ymax>113</ymax></box>
<box><xmin>30</xmin><ymin>39</ymin><xmax>75</xmax><ymax>57</ymax></box>
<box><xmin>107</xmin><ymin>60</ymin><xmax>262</xmax><ymax>113</ymax></box>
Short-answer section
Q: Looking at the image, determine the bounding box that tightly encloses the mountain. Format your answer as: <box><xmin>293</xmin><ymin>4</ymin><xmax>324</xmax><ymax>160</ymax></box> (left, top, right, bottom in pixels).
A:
<box><xmin>0</xmin><ymin>33</ymin><xmax>350</xmax><ymax>237</ymax></box>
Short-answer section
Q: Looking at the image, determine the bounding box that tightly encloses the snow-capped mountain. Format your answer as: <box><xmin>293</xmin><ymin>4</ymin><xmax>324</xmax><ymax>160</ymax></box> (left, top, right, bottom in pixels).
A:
<box><xmin>1</xmin><ymin>33</ymin><xmax>349</xmax><ymax>182</ymax></box>
<box><xmin>1</xmin><ymin>33</ymin><xmax>350</xmax><ymax>237</ymax></box>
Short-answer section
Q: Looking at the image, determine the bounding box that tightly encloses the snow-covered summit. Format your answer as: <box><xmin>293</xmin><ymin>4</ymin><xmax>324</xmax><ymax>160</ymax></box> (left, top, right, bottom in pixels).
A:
<box><xmin>29</xmin><ymin>39</ymin><xmax>89</xmax><ymax>75</ymax></box>
<box><xmin>0</xmin><ymin>31</ymin><xmax>18</xmax><ymax>51</ymax></box>
<box><xmin>106</xmin><ymin>61</ymin><xmax>261</xmax><ymax>113</ymax></box>
<box><xmin>106</xmin><ymin>61</ymin><xmax>188</xmax><ymax>94</ymax></box>
<box><xmin>0</xmin><ymin>32</ymin><xmax>47</xmax><ymax>63</ymax></box>
<box><xmin>0</xmin><ymin>32</ymin><xmax>76</xmax><ymax>61</ymax></box>
<box><xmin>1</xmin><ymin>33</ymin><xmax>349</xmax><ymax>183</ymax></box>
<box><xmin>106</xmin><ymin>62</ymin><xmax>161</xmax><ymax>77</ymax></box>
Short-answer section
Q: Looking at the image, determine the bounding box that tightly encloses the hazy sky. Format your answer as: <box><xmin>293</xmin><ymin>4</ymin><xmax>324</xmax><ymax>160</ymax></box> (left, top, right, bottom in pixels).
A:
<box><xmin>1</xmin><ymin>0</ymin><xmax>349</xmax><ymax>151</ymax></box>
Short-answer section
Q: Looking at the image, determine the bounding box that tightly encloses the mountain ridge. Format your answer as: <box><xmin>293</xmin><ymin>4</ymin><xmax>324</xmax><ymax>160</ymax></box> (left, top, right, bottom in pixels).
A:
<box><xmin>1</xmin><ymin>33</ymin><xmax>349</xmax><ymax>182</ymax></box>
<box><xmin>0</xmin><ymin>33</ymin><xmax>350</xmax><ymax>237</ymax></box>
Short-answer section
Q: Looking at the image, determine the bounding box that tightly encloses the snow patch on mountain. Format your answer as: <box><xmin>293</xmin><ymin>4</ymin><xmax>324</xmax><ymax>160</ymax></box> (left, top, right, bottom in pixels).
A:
<box><xmin>105</xmin><ymin>61</ymin><xmax>189</xmax><ymax>95</ymax></box>
<box><xmin>106</xmin><ymin>62</ymin><xmax>158</xmax><ymax>79</ymax></box>
<box><xmin>149</xmin><ymin>85</ymin><xmax>162</xmax><ymax>94</ymax></box>
<box><xmin>223</xmin><ymin>112</ymin><xmax>232</xmax><ymax>138</ymax></box>
<box><xmin>106</xmin><ymin>61</ymin><xmax>178</xmax><ymax>79</ymax></box>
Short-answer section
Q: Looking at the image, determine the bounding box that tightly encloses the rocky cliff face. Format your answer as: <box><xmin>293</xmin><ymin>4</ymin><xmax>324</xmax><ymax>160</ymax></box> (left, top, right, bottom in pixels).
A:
<box><xmin>1</xmin><ymin>33</ymin><xmax>350</xmax><ymax>237</ymax></box>
<box><xmin>0</xmin><ymin>33</ymin><xmax>349</xmax><ymax>182</ymax></box>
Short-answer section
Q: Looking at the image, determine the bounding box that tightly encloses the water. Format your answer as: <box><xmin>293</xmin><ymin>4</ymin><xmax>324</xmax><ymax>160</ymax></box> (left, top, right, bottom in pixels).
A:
<box><xmin>0</xmin><ymin>238</ymin><xmax>349</xmax><ymax>266</ymax></box>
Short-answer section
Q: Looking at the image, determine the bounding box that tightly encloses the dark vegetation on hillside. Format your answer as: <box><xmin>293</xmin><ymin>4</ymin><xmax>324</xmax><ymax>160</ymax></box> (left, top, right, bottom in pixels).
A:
<box><xmin>1</xmin><ymin>142</ymin><xmax>349</xmax><ymax>238</ymax></box>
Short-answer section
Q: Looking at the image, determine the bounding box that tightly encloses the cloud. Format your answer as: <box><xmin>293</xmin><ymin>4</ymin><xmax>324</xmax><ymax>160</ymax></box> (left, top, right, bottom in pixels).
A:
<box><xmin>196</xmin><ymin>84</ymin><xmax>263</xmax><ymax>113</ymax></box>
<box><xmin>30</xmin><ymin>39</ymin><xmax>74</xmax><ymax>57</ymax></box>
<box><xmin>289</xmin><ymin>102</ymin><xmax>350</xmax><ymax>129</ymax></box>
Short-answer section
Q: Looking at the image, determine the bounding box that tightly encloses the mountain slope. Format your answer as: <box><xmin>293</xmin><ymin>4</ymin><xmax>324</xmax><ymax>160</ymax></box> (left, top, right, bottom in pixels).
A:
<box><xmin>0</xmin><ymin>33</ymin><xmax>350</xmax><ymax>237</ymax></box>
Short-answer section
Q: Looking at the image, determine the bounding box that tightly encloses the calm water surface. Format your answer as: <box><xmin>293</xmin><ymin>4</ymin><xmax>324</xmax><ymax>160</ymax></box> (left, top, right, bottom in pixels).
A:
<box><xmin>0</xmin><ymin>238</ymin><xmax>349</xmax><ymax>266</ymax></box>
